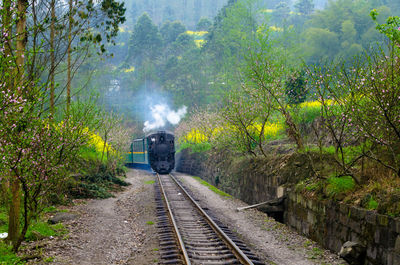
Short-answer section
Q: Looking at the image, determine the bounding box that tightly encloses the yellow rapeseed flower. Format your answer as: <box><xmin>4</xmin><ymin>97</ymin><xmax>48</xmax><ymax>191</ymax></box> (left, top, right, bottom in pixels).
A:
<box><xmin>299</xmin><ymin>99</ymin><xmax>334</xmax><ymax>109</ymax></box>
<box><xmin>195</xmin><ymin>39</ymin><xmax>206</xmax><ymax>48</ymax></box>
<box><xmin>248</xmin><ymin>122</ymin><xmax>283</xmax><ymax>138</ymax></box>
<box><xmin>124</xmin><ymin>66</ymin><xmax>135</xmax><ymax>73</ymax></box>
<box><xmin>269</xmin><ymin>26</ymin><xmax>283</xmax><ymax>32</ymax></box>
<box><xmin>185</xmin><ymin>30</ymin><xmax>208</xmax><ymax>36</ymax></box>
<box><xmin>260</xmin><ymin>9</ymin><xmax>274</xmax><ymax>13</ymax></box>
<box><xmin>83</xmin><ymin>127</ymin><xmax>114</xmax><ymax>154</ymax></box>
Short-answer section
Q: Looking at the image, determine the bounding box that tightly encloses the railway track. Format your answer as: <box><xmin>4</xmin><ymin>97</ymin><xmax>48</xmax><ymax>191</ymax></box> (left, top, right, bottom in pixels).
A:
<box><xmin>155</xmin><ymin>173</ymin><xmax>264</xmax><ymax>265</ymax></box>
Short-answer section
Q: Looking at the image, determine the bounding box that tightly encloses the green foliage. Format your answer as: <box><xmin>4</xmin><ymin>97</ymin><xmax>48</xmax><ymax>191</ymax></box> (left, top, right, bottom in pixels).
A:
<box><xmin>293</xmin><ymin>103</ymin><xmax>321</xmax><ymax>124</ymax></box>
<box><xmin>126</xmin><ymin>13</ymin><xmax>163</xmax><ymax>65</ymax></box>
<box><xmin>367</xmin><ymin>196</ymin><xmax>379</xmax><ymax>210</ymax></box>
<box><xmin>285</xmin><ymin>70</ymin><xmax>307</xmax><ymax>104</ymax></box>
<box><xmin>294</xmin><ymin>0</ymin><xmax>314</xmax><ymax>16</ymax></box>
<box><xmin>301</xmin><ymin>0</ymin><xmax>390</xmax><ymax>63</ymax></box>
<box><xmin>178</xmin><ymin>142</ymin><xmax>212</xmax><ymax>154</ymax></box>
<box><xmin>192</xmin><ymin>176</ymin><xmax>231</xmax><ymax>197</ymax></box>
<box><xmin>160</xmin><ymin>21</ymin><xmax>186</xmax><ymax>45</ymax></box>
<box><xmin>67</xmin><ymin>162</ymin><xmax>129</xmax><ymax>199</ymax></box>
<box><xmin>196</xmin><ymin>17</ymin><xmax>212</xmax><ymax>31</ymax></box>
<box><xmin>326</xmin><ymin>176</ymin><xmax>355</xmax><ymax>197</ymax></box>
<box><xmin>0</xmin><ymin>207</ymin><xmax>7</xmax><ymax>234</ymax></box>
<box><xmin>25</xmin><ymin>222</ymin><xmax>67</xmax><ymax>241</ymax></box>
<box><xmin>308</xmin><ymin>247</ymin><xmax>323</xmax><ymax>260</ymax></box>
<box><xmin>144</xmin><ymin>180</ymin><xmax>155</xmax><ymax>184</ymax></box>
<box><xmin>371</xmin><ymin>10</ymin><xmax>400</xmax><ymax>44</ymax></box>
<box><xmin>146</xmin><ymin>221</ymin><xmax>154</xmax><ymax>225</ymax></box>
<box><xmin>42</xmin><ymin>206</ymin><xmax>57</xmax><ymax>213</ymax></box>
<box><xmin>80</xmin><ymin>146</ymin><xmax>104</xmax><ymax>162</ymax></box>
<box><xmin>0</xmin><ymin>241</ymin><xmax>22</xmax><ymax>264</ymax></box>
<box><xmin>304</xmin><ymin>27</ymin><xmax>340</xmax><ymax>63</ymax></box>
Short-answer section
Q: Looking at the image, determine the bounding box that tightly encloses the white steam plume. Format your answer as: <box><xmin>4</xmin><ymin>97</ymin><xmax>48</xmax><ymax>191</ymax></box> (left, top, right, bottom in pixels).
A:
<box><xmin>144</xmin><ymin>104</ymin><xmax>187</xmax><ymax>132</ymax></box>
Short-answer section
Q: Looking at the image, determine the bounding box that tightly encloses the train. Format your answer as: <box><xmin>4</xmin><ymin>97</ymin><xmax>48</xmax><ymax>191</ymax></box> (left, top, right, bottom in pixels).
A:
<box><xmin>125</xmin><ymin>131</ymin><xmax>175</xmax><ymax>174</ymax></box>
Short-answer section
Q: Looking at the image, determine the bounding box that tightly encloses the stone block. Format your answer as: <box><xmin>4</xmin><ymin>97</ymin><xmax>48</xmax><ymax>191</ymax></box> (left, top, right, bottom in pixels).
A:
<box><xmin>393</xmin><ymin>252</ymin><xmax>400</xmax><ymax>265</ymax></box>
<box><xmin>339</xmin><ymin>213</ymin><xmax>349</xmax><ymax>226</ymax></box>
<box><xmin>306</xmin><ymin>199</ymin><xmax>313</xmax><ymax>210</ymax></box>
<box><xmin>350</xmin><ymin>231</ymin><xmax>361</xmax><ymax>243</ymax></box>
<box><xmin>302</xmin><ymin>222</ymin><xmax>309</xmax><ymax>235</ymax></box>
<box><xmin>365</xmin><ymin>211</ymin><xmax>376</xmax><ymax>225</ymax></box>
<box><xmin>352</xmin><ymin>207</ymin><xmax>367</xmax><ymax>221</ymax></box>
<box><xmin>321</xmin><ymin>204</ymin><xmax>326</xmax><ymax>214</ymax></box>
<box><xmin>393</xmin><ymin>219</ymin><xmax>400</xmax><ymax>234</ymax></box>
<box><xmin>348</xmin><ymin>219</ymin><xmax>362</xmax><ymax>234</ymax></box>
<box><xmin>374</xmin><ymin>229</ymin><xmax>383</xmax><ymax>244</ymax></box>
<box><xmin>296</xmin><ymin>220</ymin><xmax>302</xmax><ymax>232</ymax></box>
<box><xmin>378</xmin><ymin>227</ymin><xmax>391</xmax><ymax>248</ymax></box>
<box><xmin>311</xmin><ymin>201</ymin><xmax>319</xmax><ymax>212</ymax></box>
<box><xmin>296</xmin><ymin>193</ymin><xmax>302</xmax><ymax>204</ymax></box>
<box><xmin>277</xmin><ymin>186</ymin><xmax>285</xmax><ymax>198</ymax></box>
<box><xmin>307</xmin><ymin>211</ymin><xmax>316</xmax><ymax>225</ymax></box>
<box><xmin>387</xmin><ymin>251</ymin><xmax>393</xmax><ymax>265</ymax></box>
<box><xmin>366</xmin><ymin>245</ymin><xmax>377</xmax><ymax>260</ymax></box>
<box><xmin>377</xmin><ymin>214</ymin><xmax>389</xmax><ymax>227</ymax></box>
<box><xmin>395</xmin><ymin>235</ymin><xmax>400</xmax><ymax>253</ymax></box>
<box><xmin>339</xmin><ymin>203</ymin><xmax>349</xmax><ymax>215</ymax></box>
<box><xmin>340</xmin><ymin>226</ymin><xmax>349</xmax><ymax>241</ymax></box>
<box><xmin>379</xmin><ymin>248</ymin><xmax>388</xmax><ymax>265</ymax></box>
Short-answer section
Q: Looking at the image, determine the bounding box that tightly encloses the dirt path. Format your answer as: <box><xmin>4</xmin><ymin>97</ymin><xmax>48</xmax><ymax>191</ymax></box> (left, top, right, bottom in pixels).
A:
<box><xmin>44</xmin><ymin>169</ymin><xmax>159</xmax><ymax>265</ymax></box>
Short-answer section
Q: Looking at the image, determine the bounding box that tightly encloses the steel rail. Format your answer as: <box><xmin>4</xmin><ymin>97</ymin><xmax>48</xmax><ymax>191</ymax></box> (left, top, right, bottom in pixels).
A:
<box><xmin>157</xmin><ymin>173</ymin><xmax>191</xmax><ymax>265</ymax></box>
<box><xmin>169</xmin><ymin>173</ymin><xmax>255</xmax><ymax>265</ymax></box>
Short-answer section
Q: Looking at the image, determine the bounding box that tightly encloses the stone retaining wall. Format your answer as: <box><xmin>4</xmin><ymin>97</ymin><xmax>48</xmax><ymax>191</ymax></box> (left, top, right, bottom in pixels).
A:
<box><xmin>175</xmin><ymin>149</ymin><xmax>285</xmax><ymax>204</ymax></box>
<box><xmin>286</xmin><ymin>192</ymin><xmax>400</xmax><ymax>265</ymax></box>
<box><xmin>176</xmin><ymin>149</ymin><xmax>400</xmax><ymax>265</ymax></box>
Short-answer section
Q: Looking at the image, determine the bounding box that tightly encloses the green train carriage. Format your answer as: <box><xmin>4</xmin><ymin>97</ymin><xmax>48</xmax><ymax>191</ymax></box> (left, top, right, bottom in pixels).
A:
<box><xmin>126</xmin><ymin>138</ymin><xmax>149</xmax><ymax>165</ymax></box>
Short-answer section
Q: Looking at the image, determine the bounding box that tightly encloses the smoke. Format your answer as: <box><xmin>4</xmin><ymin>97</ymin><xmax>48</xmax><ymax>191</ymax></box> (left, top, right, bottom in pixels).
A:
<box><xmin>143</xmin><ymin>104</ymin><xmax>187</xmax><ymax>132</ymax></box>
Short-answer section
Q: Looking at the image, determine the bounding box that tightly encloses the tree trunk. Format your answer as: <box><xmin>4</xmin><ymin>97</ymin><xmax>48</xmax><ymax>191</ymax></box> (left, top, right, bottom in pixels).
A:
<box><xmin>7</xmin><ymin>179</ymin><xmax>20</xmax><ymax>246</ymax></box>
<box><xmin>8</xmin><ymin>0</ymin><xmax>28</xmax><ymax>251</ymax></box>
<box><xmin>1</xmin><ymin>0</ymin><xmax>13</xmax><ymax>235</ymax></box>
<box><xmin>50</xmin><ymin>0</ymin><xmax>56</xmax><ymax>117</ymax></box>
<box><xmin>67</xmin><ymin>0</ymin><xmax>73</xmax><ymax>114</ymax></box>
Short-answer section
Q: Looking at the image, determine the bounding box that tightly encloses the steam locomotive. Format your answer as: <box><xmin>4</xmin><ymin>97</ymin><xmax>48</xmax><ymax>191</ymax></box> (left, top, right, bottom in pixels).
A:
<box><xmin>125</xmin><ymin>131</ymin><xmax>175</xmax><ymax>174</ymax></box>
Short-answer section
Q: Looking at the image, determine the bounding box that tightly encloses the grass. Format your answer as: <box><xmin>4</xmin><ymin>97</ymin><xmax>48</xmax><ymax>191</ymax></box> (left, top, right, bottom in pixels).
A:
<box><xmin>307</xmin><ymin>247</ymin><xmax>324</xmax><ymax>259</ymax></box>
<box><xmin>0</xmin><ymin>207</ymin><xmax>7</xmax><ymax>234</ymax></box>
<box><xmin>145</xmin><ymin>221</ymin><xmax>154</xmax><ymax>225</ymax></box>
<box><xmin>367</xmin><ymin>196</ymin><xmax>379</xmax><ymax>210</ymax></box>
<box><xmin>144</xmin><ymin>180</ymin><xmax>155</xmax><ymax>185</ymax></box>
<box><xmin>0</xmin><ymin>241</ymin><xmax>22</xmax><ymax>264</ymax></box>
<box><xmin>326</xmin><ymin>175</ymin><xmax>355</xmax><ymax>197</ymax></box>
<box><xmin>192</xmin><ymin>177</ymin><xmax>231</xmax><ymax>198</ymax></box>
<box><xmin>25</xmin><ymin>221</ymin><xmax>67</xmax><ymax>241</ymax></box>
